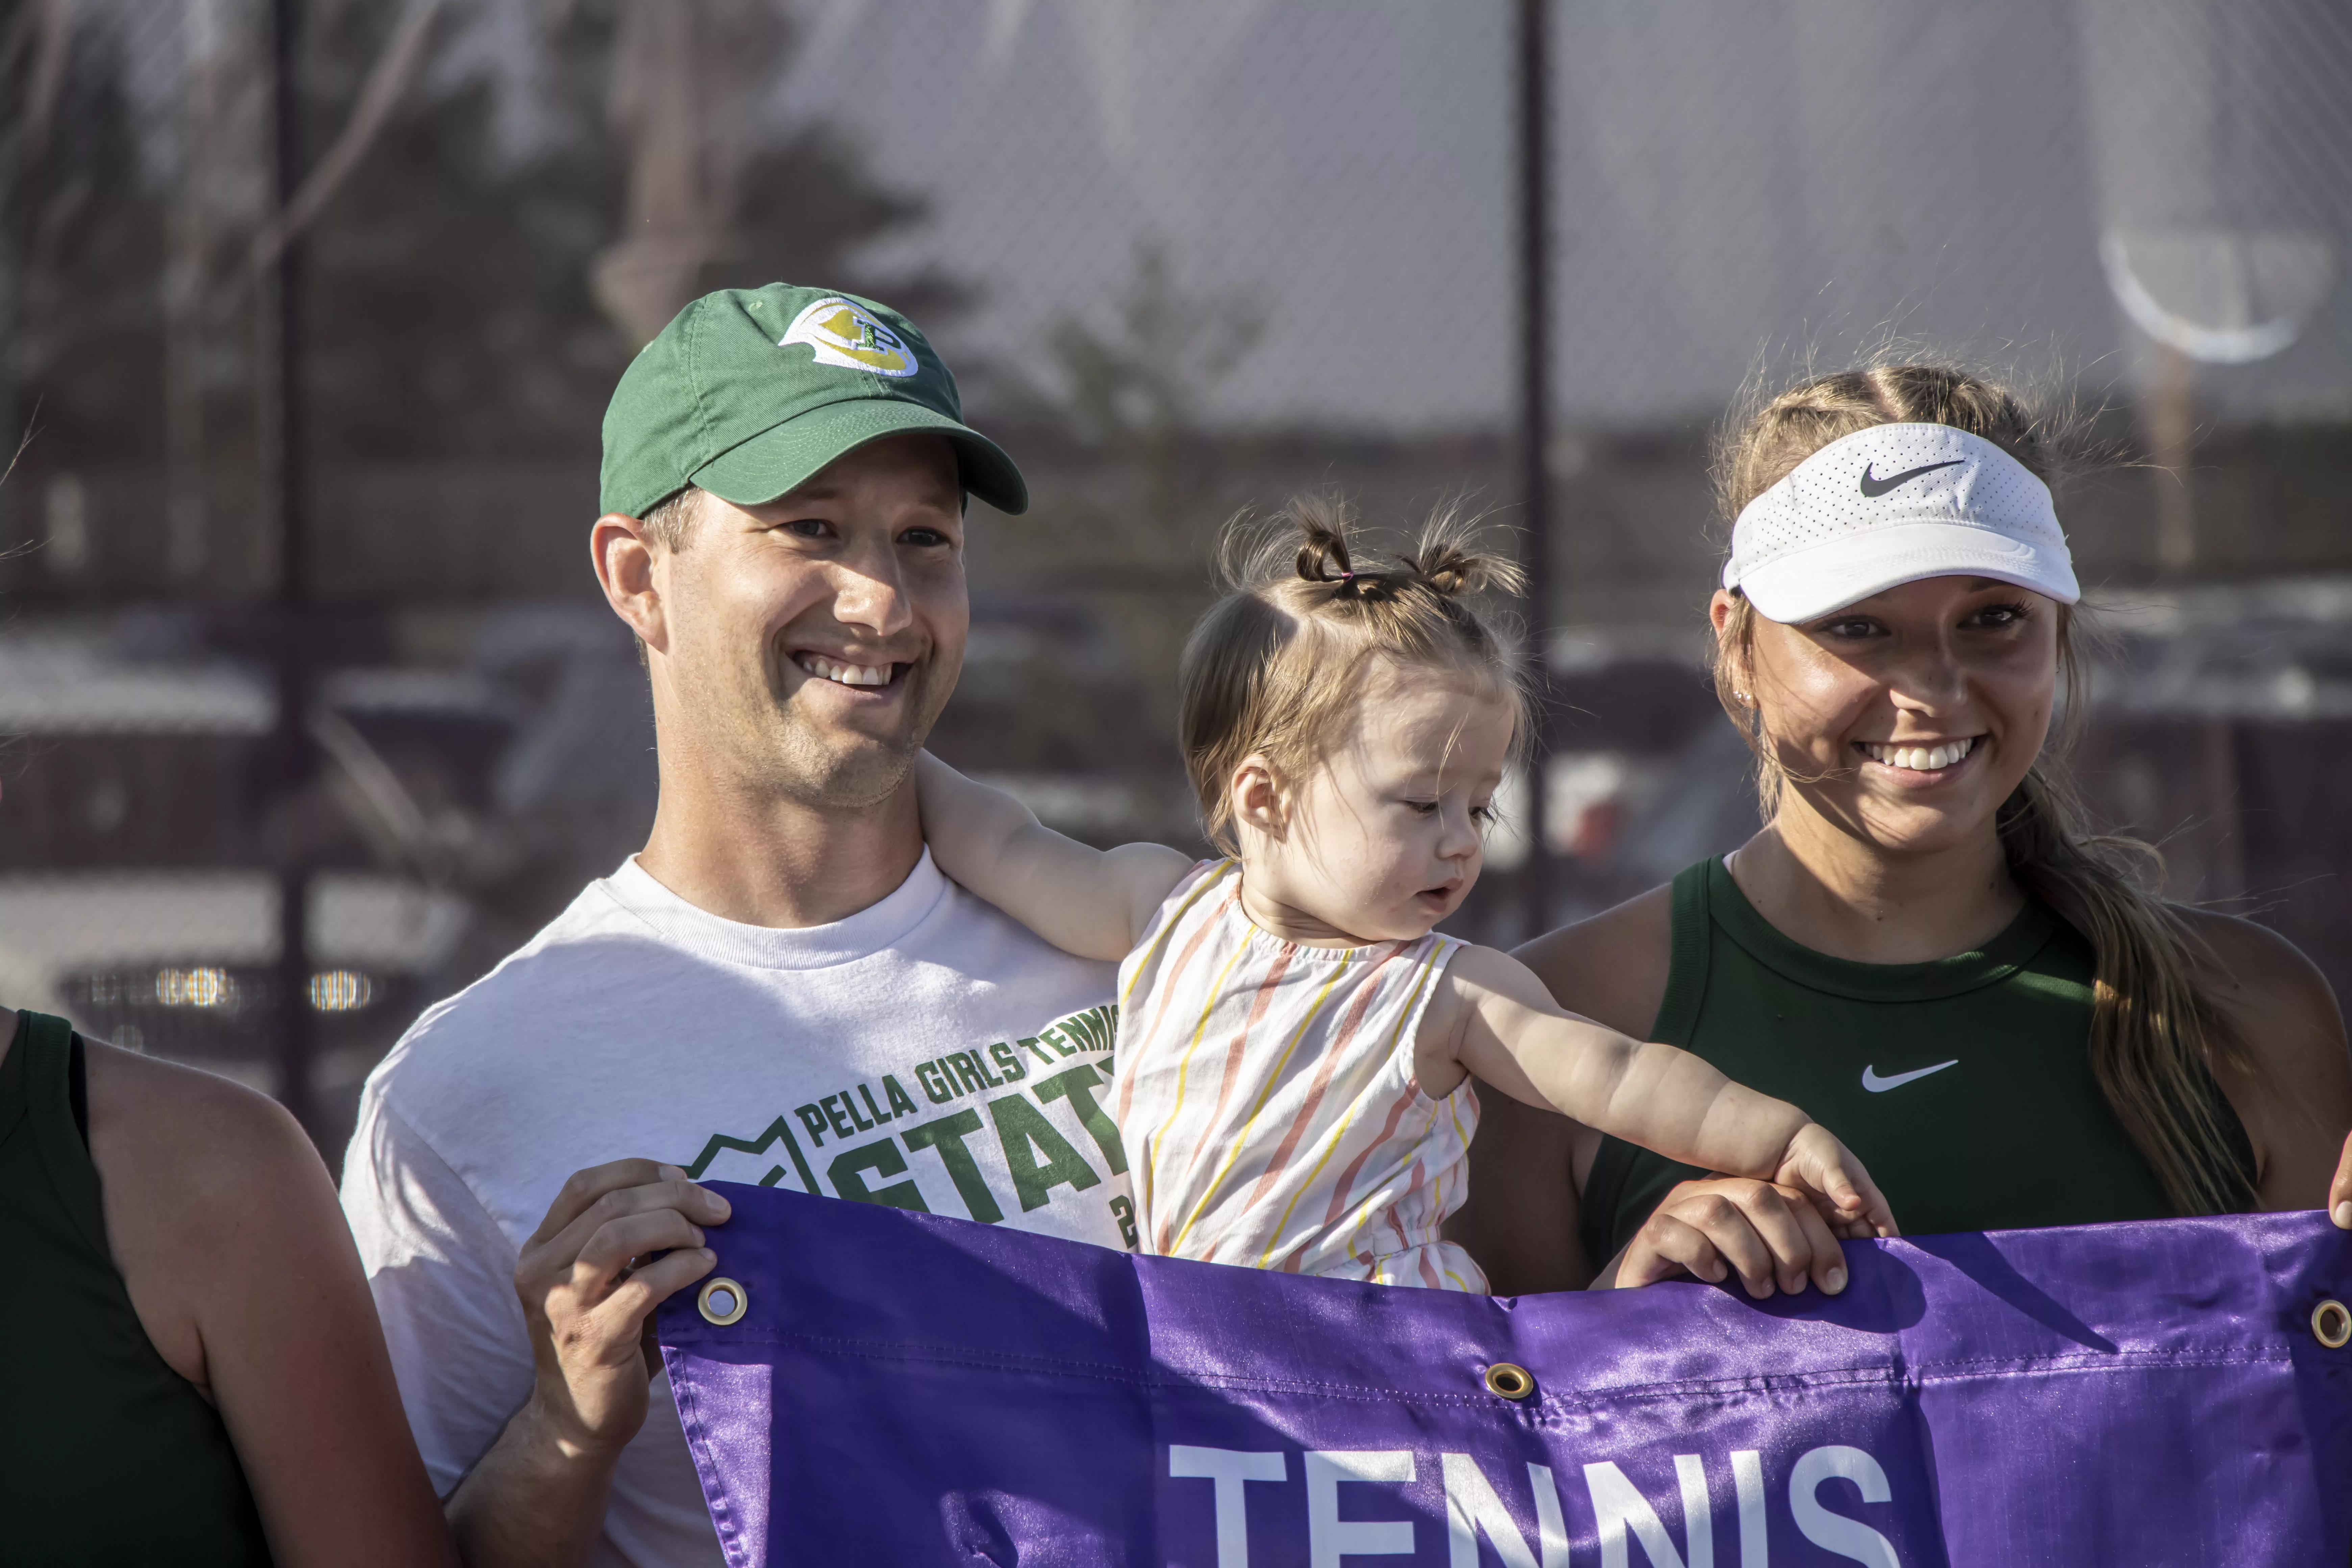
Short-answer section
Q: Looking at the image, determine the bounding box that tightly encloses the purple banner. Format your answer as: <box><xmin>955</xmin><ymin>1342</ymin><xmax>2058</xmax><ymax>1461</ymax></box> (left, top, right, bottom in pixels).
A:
<box><xmin>658</xmin><ymin>1185</ymin><xmax>2352</xmax><ymax>1566</ymax></box>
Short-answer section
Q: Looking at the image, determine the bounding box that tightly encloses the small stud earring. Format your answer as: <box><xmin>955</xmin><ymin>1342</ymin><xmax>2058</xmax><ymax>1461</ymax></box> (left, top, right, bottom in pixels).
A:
<box><xmin>1733</xmin><ymin>689</ymin><xmax>1753</xmax><ymax>705</ymax></box>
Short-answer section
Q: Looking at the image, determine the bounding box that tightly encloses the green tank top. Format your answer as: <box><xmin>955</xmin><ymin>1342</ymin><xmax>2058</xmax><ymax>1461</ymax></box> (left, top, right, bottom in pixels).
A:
<box><xmin>1580</xmin><ymin>859</ymin><xmax>2254</xmax><ymax>1268</ymax></box>
<box><xmin>0</xmin><ymin>1011</ymin><xmax>274</xmax><ymax>1565</ymax></box>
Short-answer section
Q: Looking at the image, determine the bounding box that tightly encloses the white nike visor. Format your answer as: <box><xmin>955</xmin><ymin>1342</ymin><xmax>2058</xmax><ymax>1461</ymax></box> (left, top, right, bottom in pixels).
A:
<box><xmin>1722</xmin><ymin>422</ymin><xmax>2080</xmax><ymax>623</ymax></box>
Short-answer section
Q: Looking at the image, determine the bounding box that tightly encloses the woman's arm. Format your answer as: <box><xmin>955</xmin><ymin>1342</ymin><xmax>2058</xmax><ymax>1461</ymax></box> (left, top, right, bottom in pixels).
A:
<box><xmin>89</xmin><ymin>1044</ymin><xmax>459</xmax><ymax>1568</ymax></box>
<box><xmin>2186</xmin><ymin>910</ymin><xmax>2352</xmax><ymax>1210</ymax></box>
<box><xmin>914</xmin><ymin>751</ymin><xmax>1194</xmax><ymax>961</ymax></box>
<box><xmin>1436</xmin><ymin>945</ymin><xmax>1895</xmax><ymax>1238</ymax></box>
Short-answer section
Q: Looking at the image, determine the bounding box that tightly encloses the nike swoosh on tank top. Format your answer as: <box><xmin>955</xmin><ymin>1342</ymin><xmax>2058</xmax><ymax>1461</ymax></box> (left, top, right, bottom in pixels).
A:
<box><xmin>1579</xmin><ymin>859</ymin><xmax>2256</xmax><ymax>1268</ymax></box>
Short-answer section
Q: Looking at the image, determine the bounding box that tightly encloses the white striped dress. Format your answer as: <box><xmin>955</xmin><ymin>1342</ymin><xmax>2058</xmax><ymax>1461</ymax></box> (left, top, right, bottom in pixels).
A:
<box><xmin>1109</xmin><ymin>859</ymin><xmax>1487</xmax><ymax>1292</ymax></box>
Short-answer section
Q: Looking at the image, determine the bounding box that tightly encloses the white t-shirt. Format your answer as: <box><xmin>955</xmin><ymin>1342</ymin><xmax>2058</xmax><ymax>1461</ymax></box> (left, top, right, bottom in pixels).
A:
<box><xmin>340</xmin><ymin>852</ymin><xmax>1128</xmax><ymax>1568</ymax></box>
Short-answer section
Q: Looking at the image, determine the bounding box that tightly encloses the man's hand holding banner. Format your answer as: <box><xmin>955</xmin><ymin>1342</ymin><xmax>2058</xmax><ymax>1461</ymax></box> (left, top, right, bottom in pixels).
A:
<box><xmin>657</xmin><ymin>1186</ymin><xmax>2352</xmax><ymax>1566</ymax></box>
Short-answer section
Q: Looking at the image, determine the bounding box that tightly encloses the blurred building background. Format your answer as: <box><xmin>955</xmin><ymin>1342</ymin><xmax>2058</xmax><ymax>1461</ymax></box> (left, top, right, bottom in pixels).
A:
<box><xmin>2</xmin><ymin>0</ymin><xmax>2349</xmax><ymax>1151</ymax></box>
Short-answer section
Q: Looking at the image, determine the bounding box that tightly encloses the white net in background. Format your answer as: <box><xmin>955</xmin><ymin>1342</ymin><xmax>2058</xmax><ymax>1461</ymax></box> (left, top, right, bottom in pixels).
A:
<box><xmin>7</xmin><ymin>0</ymin><xmax>2352</xmax><ymax>1118</ymax></box>
<box><xmin>2083</xmin><ymin>0</ymin><xmax>2352</xmax><ymax>369</ymax></box>
<box><xmin>771</xmin><ymin>0</ymin><xmax>2352</xmax><ymax>431</ymax></box>
<box><xmin>764</xmin><ymin>0</ymin><xmax>1517</xmax><ymax>435</ymax></box>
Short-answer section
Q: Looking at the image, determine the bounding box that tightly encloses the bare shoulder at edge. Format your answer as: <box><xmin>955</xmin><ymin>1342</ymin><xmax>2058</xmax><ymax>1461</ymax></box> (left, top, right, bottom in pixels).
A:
<box><xmin>2174</xmin><ymin>908</ymin><xmax>2352</xmax><ymax>1207</ymax></box>
<box><xmin>2175</xmin><ymin>908</ymin><xmax>2351</xmax><ymax>1111</ymax></box>
<box><xmin>83</xmin><ymin>1040</ymin><xmax>328</xmax><ymax>1217</ymax></box>
<box><xmin>2176</xmin><ymin>907</ymin><xmax>2348</xmax><ymax>1054</ymax></box>
<box><xmin>1508</xmin><ymin>881</ymin><xmax>1675</xmax><ymax>1041</ymax></box>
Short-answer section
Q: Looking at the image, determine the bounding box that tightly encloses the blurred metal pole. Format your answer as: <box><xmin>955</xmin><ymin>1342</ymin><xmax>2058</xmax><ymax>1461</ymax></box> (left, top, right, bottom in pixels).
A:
<box><xmin>260</xmin><ymin>0</ymin><xmax>317</xmax><ymax>1137</ymax></box>
<box><xmin>1514</xmin><ymin>0</ymin><xmax>1554</xmax><ymax>941</ymax></box>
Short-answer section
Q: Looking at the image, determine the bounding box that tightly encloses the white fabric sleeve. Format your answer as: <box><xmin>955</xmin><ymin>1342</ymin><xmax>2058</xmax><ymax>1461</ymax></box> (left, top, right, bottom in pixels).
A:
<box><xmin>340</xmin><ymin>1092</ymin><xmax>535</xmax><ymax>1498</ymax></box>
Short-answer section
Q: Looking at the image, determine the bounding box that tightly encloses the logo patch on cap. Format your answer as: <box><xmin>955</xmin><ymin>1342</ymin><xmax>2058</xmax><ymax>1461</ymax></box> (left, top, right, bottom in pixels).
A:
<box><xmin>779</xmin><ymin>297</ymin><xmax>920</xmax><ymax>377</ymax></box>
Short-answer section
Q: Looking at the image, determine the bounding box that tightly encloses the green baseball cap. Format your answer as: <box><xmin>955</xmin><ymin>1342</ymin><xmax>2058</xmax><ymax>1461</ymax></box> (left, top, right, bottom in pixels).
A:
<box><xmin>599</xmin><ymin>283</ymin><xmax>1028</xmax><ymax>519</ymax></box>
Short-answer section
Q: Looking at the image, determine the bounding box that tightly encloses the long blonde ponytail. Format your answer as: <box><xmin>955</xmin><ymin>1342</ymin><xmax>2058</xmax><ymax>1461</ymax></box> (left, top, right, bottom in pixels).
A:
<box><xmin>1711</xmin><ymin>365</ymin><xmax>2255</xmax><ymax>1215</ymax></box>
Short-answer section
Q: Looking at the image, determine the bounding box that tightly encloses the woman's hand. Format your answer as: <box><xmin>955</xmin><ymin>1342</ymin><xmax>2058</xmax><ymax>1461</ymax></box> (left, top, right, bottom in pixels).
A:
<box><xmin>1604</xmin><ymin>1175</ymin><xmax>1856</xmax><ymax>1299</ymax></box>
<box><xmin>2332</xmin><ymin>1129</ymin><xmax>2352</xmax><ymax>1229</ymax></box>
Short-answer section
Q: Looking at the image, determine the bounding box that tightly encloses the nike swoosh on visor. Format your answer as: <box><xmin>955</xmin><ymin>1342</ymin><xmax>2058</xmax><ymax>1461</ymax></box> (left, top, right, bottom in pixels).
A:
<box><xmin>1858</xmin><ymin>459</ymin><xmax>1966</xmax><ymax>497</ymax></box>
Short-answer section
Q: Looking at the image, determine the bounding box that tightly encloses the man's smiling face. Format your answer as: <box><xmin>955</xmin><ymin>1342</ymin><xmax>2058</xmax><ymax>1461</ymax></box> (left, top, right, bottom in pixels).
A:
<box><xmin>652</xmin><ymin>433</ymin><xmax>967</xmax><ymax>810</ymax></box>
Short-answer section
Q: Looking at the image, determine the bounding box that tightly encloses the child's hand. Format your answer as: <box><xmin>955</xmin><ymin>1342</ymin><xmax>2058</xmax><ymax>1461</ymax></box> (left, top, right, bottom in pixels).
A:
<box><xmin>1773</xmin><ymin>1123</ymin><xmax>1899</xmax><ymax>1240</ymax></box>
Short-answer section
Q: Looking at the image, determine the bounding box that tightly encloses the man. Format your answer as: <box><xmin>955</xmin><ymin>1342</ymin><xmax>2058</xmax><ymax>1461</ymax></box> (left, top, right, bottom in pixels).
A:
<box><xmin>343</xmin><ymin>284</ymin><xmax>1135</xmax><ymax>1567</ymax></box>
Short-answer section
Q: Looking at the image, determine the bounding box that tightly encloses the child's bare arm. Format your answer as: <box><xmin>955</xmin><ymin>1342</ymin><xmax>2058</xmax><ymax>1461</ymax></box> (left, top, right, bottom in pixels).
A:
<box><xmin>913</xmin><ymin>752</ymin><xmax>1194</xmax><ymax>961</ymax></box>
<box><xmin>1438</xmin><ymin>945</ymin><xmax>1897</xmax><ymax>1237</ymax></box>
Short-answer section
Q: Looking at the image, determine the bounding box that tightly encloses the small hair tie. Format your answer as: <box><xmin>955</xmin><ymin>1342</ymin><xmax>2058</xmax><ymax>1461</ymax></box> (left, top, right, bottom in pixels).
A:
<box><xmin>1337</xmin><ymin>571</ymin><xmax>1355</xmax><ymax>582</ymax></box>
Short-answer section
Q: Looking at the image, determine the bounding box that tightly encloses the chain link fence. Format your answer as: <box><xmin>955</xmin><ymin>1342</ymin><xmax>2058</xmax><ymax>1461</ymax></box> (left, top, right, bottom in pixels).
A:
<box><xmin>5</xmin><ymin>0</ymin><xmax>2351</xmax><ymax>1146</ymax></box>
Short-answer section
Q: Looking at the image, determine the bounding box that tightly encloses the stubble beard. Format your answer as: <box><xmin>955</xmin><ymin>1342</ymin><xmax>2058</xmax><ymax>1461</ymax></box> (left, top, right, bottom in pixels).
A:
<box><xmin>739</xmin><ymin>653</ymin><xmax>954</xmax><ymax>813</ymax></box>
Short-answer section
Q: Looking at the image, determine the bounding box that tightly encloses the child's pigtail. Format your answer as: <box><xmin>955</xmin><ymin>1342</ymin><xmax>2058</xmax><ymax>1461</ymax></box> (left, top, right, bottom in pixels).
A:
<box><xmin>1397</xmin><ymin>516</ymin><xmax>1526</xmax><ymax>601</ymax></box>
<box><xmin>1291</xmin><ymin>497</ymin><xmax>1361</xmax><ymax>593</ymax></box>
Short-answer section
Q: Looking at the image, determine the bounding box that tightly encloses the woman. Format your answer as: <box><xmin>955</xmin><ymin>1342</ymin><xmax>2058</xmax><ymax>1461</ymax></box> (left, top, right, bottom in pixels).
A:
<box><xmin>2337</xmin><ymin>1136</ymin><xmax>2352</xmax><ymax>1228</ymax></box>
<box><xmin>0</xmin><ymin>1002</ymin><xmax>459</xmax><ymax>1564</ymax></box>
<box><xmin>1454</xmin><ymin>365</ymin><xmax>2352</xmax><ymax>1299</ymax></box>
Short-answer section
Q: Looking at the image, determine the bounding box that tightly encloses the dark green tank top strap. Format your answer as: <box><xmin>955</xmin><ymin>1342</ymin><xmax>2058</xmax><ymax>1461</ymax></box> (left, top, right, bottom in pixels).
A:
<box><xmin>0</xmin><ymin>1010</ymin><xmax>275</xmax><ymax>1565</ymax></box>
<box><xmin>1648</xmin><ymin>858</ymin><xmax>1717</xmax><ymax>1048</ymax></box>
<box><xmin>1579</xmin><ymin>860</ymin><xmax>2255</xmax><ymax>1269</ymax></box>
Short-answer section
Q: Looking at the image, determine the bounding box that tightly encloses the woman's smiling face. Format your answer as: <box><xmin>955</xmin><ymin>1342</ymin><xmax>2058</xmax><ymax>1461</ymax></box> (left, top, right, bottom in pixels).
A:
<box><xmin>1715</xmin><ymin>574</ymin><xmax>2061</xmax><ymax>857</ymax></box>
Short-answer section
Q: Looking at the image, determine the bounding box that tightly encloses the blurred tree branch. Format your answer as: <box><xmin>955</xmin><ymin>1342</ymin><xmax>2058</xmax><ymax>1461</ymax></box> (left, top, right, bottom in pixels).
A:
<box><xmin>2</xmin><ymin>0</ymin><xmax>76</xmax><ymax>160</ymax></box>
<box><xmin>590</xmin><ymin>0</ymin><xmax>765</xmax><ymax>347</ymax></box>
<box><xmin>248</xmin><ymin>0</ymin><xmax>448</xmax><ymax>272</ymax></box>
<box><xmin>1041</xmin><ymin>239</ymin><xmax>1263</xmax><ymax>556</ymax></box>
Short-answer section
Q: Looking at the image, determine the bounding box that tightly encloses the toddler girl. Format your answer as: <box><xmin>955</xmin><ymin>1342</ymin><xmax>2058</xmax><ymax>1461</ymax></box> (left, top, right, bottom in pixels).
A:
<box><xmin>915</xmin><ymin>499</ymin><xmax>1893</xmax><ymax>1291</ymax></box>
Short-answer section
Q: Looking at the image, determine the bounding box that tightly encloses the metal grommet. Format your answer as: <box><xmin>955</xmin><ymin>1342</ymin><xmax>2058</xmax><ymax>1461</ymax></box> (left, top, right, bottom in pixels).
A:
<box><xmin>2314</xmin><ymin>1299</ymin><xmax>2351</xmax><ymax>1349</ymax></box>
<box><xmin>698</xmin><ymin>1277</ymin><xmax>748</xmax><ymax>1326</ymax></box>
<box><xmin>1483</xmin><ymin>1362</ymin><xmax>1534</xmax><ymax>1401</ymax></box>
